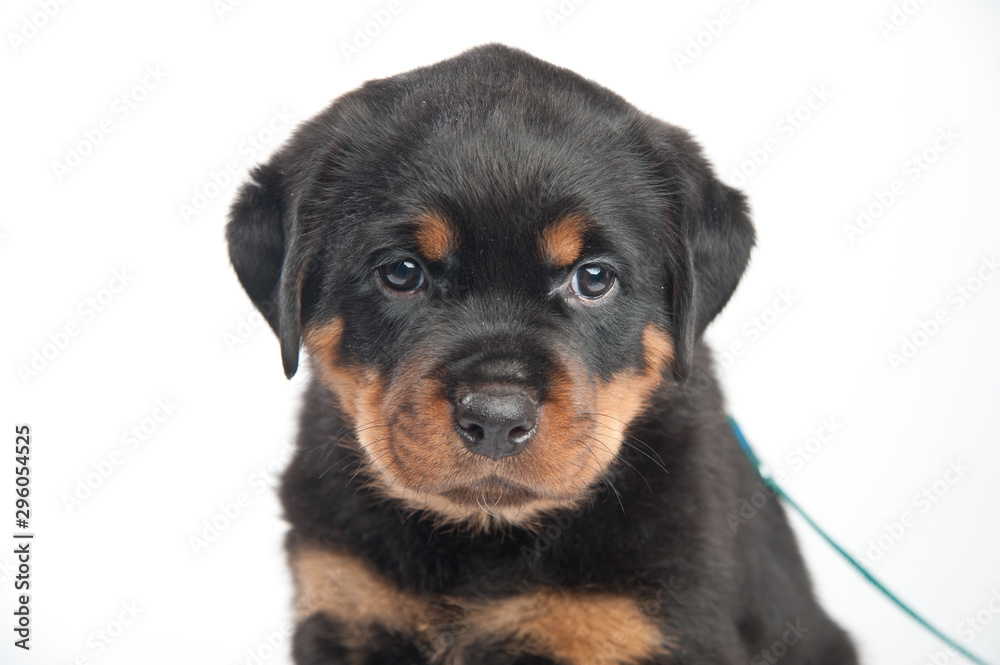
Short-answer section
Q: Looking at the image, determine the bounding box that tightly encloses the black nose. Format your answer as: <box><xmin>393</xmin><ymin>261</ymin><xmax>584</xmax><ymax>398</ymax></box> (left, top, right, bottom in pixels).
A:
<box><xmin>454</xmin><ymin>390</ymin><xmax>537</xmax><ymax>460</ymax></box>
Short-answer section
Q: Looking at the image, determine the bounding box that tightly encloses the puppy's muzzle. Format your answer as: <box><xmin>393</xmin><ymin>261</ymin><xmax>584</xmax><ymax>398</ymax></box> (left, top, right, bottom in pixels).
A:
<box><xmin>454</xmin><ymin>390</ymin><xmax>538</xmax><ymax>460</ymax></box>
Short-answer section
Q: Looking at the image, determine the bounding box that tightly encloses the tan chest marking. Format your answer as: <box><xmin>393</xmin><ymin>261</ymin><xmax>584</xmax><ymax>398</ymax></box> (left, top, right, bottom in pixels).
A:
<box><xmin>458</xmin><ymin>588</ymin><xmax>671</xmax><ymax>665</ymax></box>
<box><xmin>292</xmin><ymin>547</ymin><xmax>435</xmax><ymax>642</ymax></box>
<box><xmin>291</xmin><ymin>547</ymin><xmax>671</xmax><ymax>664</ymax></box>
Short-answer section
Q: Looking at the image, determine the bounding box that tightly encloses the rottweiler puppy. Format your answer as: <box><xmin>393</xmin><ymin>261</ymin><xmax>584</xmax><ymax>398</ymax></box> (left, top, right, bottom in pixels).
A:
<box><xmin>227</xmin><ymin>44</ymin><xmax>858</xmax><ymax>665</ymax></box>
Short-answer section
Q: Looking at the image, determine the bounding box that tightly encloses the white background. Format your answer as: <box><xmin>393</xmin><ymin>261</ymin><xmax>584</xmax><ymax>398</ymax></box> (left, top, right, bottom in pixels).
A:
<box><xmin>3</xmin><ymin>1</ymin><xmax>1000</xmax><ymax>663</ymax></box>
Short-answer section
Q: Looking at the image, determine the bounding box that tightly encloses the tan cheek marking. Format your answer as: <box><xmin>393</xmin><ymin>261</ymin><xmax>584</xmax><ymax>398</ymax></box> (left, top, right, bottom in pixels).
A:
<box><xmin>462</xmin><ymin>589</ymin><xmax>671</xmax><ymax>665</ymax></box>
<box><xmin>592</xmin><ymin>324</ymin><xmax>674</xmax><ymax>458</ymax></box>
<box><xmin>291</xmin><ymin>547</ymin><xmax>432</xmax><ymax>639</ymax></box>
<box><xmin>539</xmin><ymin>213</ymin><xmax>591</xmax><ymax>267</ymax></box>
<box><xmin>302</xmin><ymin>319</ymin><xmax>395</xmax><ymax>478</ymax></box>
<box><xmin>303</xmin><ymin>319</ymin><xmax>373</xmax><ymax>424</ymax></box>
<box><xmin>521</xmin><ymin>363</ymin><xmax>597</xmax><ymax>494</ymax></box>
<box><xmin>415</xmin><ymin>209</ymin><xmax>457</xmax><ymax>262</ymax></box>
<box><xmin>382</xmin><ymin>368</ymin><xmax>456</xmax><ymax>484</ymax></box>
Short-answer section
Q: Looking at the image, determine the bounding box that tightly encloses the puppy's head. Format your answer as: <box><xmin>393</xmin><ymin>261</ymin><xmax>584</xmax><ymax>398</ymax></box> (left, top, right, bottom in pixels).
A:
<box><xmin>227</xmin><ymin>45</ymin><xmax>753</xmax><ymax>528</ymax></box>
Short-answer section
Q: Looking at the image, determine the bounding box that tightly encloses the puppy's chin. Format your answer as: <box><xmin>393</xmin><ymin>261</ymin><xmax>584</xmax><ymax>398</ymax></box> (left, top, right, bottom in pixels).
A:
<box><xmin>439</xmin><ymin>476</ymin><xmax>541</xmax><ymax>509</ymax></box>
<box><xmin>372</xmin><ymin>470</ymin><xmax>588</xmax><ymax>530</ymax></box>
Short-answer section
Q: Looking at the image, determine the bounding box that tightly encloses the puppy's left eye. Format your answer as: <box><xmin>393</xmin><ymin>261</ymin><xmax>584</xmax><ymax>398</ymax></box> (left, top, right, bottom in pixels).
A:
<box><xmin>570</xmin><ymin>264</ymin><xmax>615</xmax><ymax>299</ymax></box>
<box><xmin>378</xmin><ymin>259</ymin><xmax>425</xmax><ymax>292</ymax></box>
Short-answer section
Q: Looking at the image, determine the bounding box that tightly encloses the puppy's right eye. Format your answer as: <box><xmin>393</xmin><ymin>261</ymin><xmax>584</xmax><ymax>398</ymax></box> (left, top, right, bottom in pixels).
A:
<box><xmin>377</xmin><ymin>259</ymin><xmax>425</xmax><ymax>293</ymax></box>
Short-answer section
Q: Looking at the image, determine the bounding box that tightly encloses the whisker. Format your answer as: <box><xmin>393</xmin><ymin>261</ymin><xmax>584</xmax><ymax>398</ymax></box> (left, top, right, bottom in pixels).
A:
<box><xmin>356</xmin><ymin>455</ymin><xmax>404</xmax><ymax>496</ymax></box>
<box><xmin>583</xmin><ymin>434</ymin><xmax>652</xmax><ymax>494</ymax></box>
<box><xmin>306</xmin><ymin>418</ymin><xmax>391</xmax><ymax>456</ymax></box>
<box><xmin>586</xmin><ymin>419</ymin><xmax>667</xmax><ymax>472</ymax></box>
<box><xmin>346</xmin><ymin>442</ymin><xmax>396</xmax><ymax>483</ymax></box>
<box><xmin>318</xmin><ymin>435</ymin><xmax>392</xmax><ymax>480</ymax></box>
<box><xmin>569</xmin><ymin>442</ymin><xmax>625</xmax><ymax>513</ymax></box>
<box><xmin>586</xmin><ymin>450</ymin><xmax>625</xmax><ymax>514</ymax></box>
<box><xmin>585</xmin><ymin>416</ymin><xmax>663</xmax><ymax>459</ymax></box>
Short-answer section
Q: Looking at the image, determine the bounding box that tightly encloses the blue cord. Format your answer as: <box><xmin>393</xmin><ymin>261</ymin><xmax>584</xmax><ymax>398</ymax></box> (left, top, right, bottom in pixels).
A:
<box><xmin>728</xmin><ymin>416</ymin><xmax>994</xmax><ymax>665</ymax></box>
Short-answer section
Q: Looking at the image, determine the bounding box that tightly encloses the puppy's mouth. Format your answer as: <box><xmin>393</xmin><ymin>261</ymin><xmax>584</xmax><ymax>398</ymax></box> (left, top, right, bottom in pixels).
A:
<box><xmin>439</xmin><ymin>476</ymin><xmax>540</xmax><ymax>509</ymax></box>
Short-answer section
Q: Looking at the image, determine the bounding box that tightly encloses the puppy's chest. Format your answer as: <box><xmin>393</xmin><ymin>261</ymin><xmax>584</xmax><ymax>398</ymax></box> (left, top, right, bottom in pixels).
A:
<box><xmin>292</xmin><ymin>546</ymin><xmax>671</xmax><ymax>664</ymax></box>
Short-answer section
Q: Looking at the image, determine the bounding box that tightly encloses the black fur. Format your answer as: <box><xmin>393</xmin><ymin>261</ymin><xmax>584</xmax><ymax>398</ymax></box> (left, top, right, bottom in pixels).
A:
<box><xmin>228</xmin><ymin>44</ymin><xmax>857</xmax><ymax>664</ymax></box>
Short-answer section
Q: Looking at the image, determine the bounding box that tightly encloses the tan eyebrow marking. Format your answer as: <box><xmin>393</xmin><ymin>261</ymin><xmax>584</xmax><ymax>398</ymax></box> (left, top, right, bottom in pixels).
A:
<box><xmin>539</xmin><ymin>213</ymin><xmax>591</xmax><ymax>267</ymax></box>
<box><xmin>414</xmin><ymin>209</ymin><xmax>457</xmax><ymax>261</ymax></box>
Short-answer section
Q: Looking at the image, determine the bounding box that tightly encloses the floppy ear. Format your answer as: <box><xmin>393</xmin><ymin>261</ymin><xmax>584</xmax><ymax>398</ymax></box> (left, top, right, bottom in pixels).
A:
<box><xmin>649</xmin><ymin>120</ymin><xmax>756</xmax><ymax>379</ymax></box>
<box><xmin>226</xmin><ymin>162</ymin><xmax>307</xmax><ymax>379</ymax></box>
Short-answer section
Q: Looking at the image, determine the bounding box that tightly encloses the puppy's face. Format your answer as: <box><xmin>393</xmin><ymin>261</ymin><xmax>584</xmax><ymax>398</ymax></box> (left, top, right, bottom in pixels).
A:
<box><xmin>301</xmin><ymin>157</ymin><xmax>676</xmax><ymax>525</ymax></box>
<box><xmin>228</xmin><ymin>45</ymin><xmax>754</xmax><ymax>527</ymax></box>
